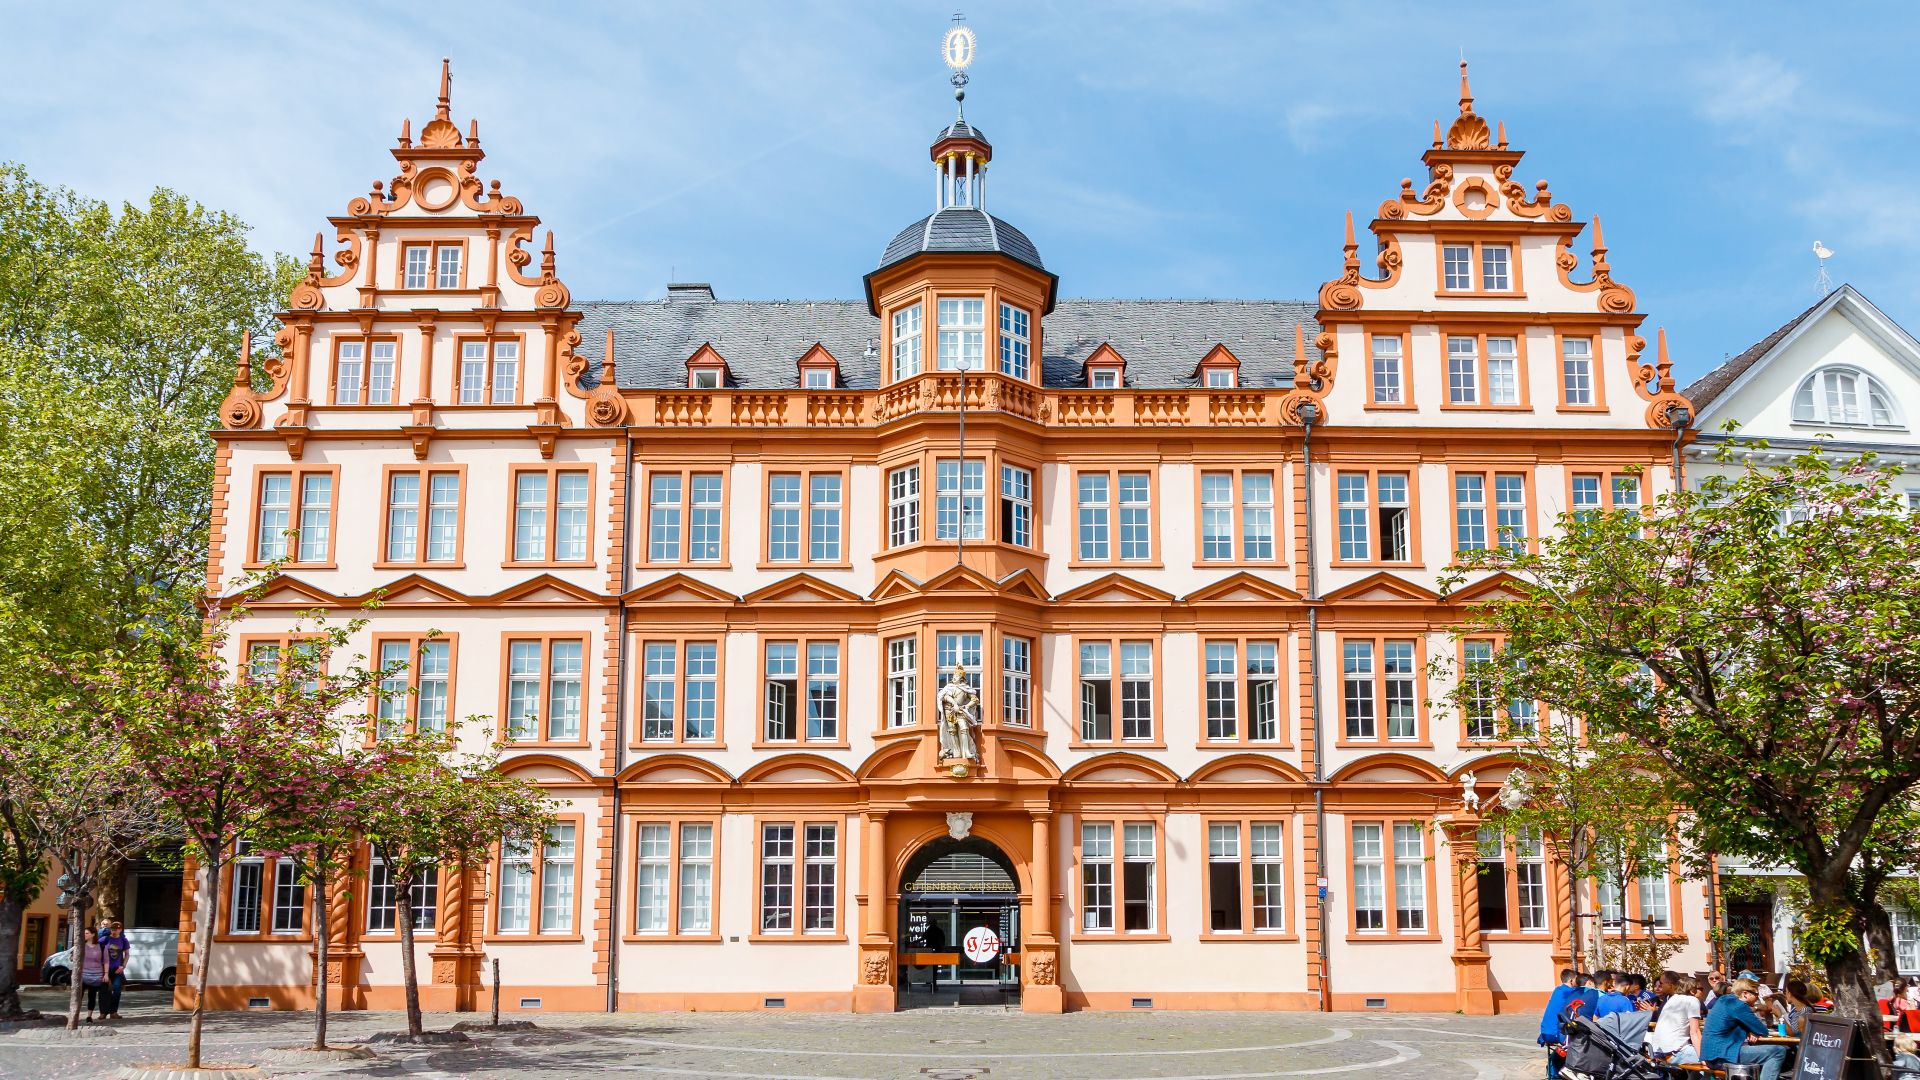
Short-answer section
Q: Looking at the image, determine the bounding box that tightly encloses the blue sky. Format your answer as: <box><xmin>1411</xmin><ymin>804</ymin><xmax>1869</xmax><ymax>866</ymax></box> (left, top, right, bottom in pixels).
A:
<box><xmin>3</xmin><ymin>1</ymin><xmax>1914</xmax><ymax>384</ymax></box>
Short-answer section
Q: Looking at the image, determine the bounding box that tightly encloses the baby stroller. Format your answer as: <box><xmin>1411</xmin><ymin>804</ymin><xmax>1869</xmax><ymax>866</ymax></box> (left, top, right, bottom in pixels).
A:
<box><xmin>1559</xmin><ymin>1010</ymin><xmax>1663</xmax><ymax>1080</ymax></box>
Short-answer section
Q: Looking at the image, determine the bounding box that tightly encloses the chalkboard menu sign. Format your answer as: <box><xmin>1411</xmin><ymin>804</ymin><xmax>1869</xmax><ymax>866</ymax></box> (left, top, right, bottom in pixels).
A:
<box><xmin>1792</xmin><ymin>1015</ymin><xmax>1877</xmax><ymax>1080</ymax></box>
<box><xmin>905</xmin><ymin>910</ymin><xmax>931</xmax><ymax>949</ymax></box>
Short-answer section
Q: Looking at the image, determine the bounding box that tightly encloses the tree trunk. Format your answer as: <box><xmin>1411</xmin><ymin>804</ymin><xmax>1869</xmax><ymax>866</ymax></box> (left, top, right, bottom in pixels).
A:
<box><xmin>94</xmin><ymin>857</ymin><xmax>125</xmax><ymax>924</ymax></box>
<box><xmin>64</xmin><ymin>893</ymin><xmax>87</xmax><ymax>1030</ymax></box>
<box><xmin>187</xmin><ymin>848</ymin><xmax>221</xmax><ymax>1070</ymax></box>
<box><xmin>395</xmin><ymin>870</ymin><xmax>423</xmax><ymax>1038</ymax></box>
<box><xmin>312</xmin><ymin>872</ymin><xmax>329</xmax><ymax>1051</ymax></box>
<box><xmin>1567</xmin><ymin>830</ymin><xmax>1584</xmax><ymax>975</ymax></box>
<box><xmin>1863</xmin><ymin>898</ymin><xmax>1898</xmax><ymax>985</ymax></box>
<box><xmin>1809</xmin><ymin>874</ymin><xmax>1889</xmax><ymax>1063</ymax></box>
<box><xmin>0</xmin><ymin>895</ymin><xmax>25</xmax><ymax>1019</ymax></box>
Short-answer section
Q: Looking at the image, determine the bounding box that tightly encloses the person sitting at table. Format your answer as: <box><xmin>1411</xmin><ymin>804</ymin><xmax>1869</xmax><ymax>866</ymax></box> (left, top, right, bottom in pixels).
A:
<box><xmin>1594</xmin><ymin>971</ymin><xmax>1639</xmax><ymax>1018</ymax></box>
<box><xmin>1703</xmin><ymin>978</ymin><xmax>1787</xmax><ymax>1080</ymax></box>
<box><xmin>1764</xmin><ymin>978</ymin><xmax>1815</xmax><ymax>1038</ymax></box>
<box><xmin>1646</xmin><ymin>973</ymin><xmax>1704</xmax><ymax>1066</ymax></box>
<box><xmin>1894</xmin><ymin>1034</ymin><xmax>1920</xmax><ymax>1072</ymax></box>
<box><xmin>1703</xmin><ymin>970</ymin><xmax>1730</xmax><ymax>1008</ymax></box>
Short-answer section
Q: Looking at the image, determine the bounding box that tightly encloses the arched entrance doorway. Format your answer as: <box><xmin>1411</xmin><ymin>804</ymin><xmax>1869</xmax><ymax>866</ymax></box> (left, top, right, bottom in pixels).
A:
<box><xmin>897</xmin><ymin>836</ymin><xmax>1021</xmax><ymax>1007</ymax></box>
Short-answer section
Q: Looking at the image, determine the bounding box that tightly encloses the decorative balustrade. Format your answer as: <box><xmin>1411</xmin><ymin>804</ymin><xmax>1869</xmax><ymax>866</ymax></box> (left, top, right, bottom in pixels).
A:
<box><xmin>628</xmin><ymin>374</ymin><xmax>1287</xmax><ymax>431</ymax></box>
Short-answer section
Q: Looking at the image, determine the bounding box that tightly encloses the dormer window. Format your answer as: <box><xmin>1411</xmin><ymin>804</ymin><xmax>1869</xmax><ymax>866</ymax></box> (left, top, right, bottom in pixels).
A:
<box><xmin>1090</xmin><ymin>368</ymin><xmax>1120</xmax><ymax>389</ymax></box>
<box><xmin>1793</xmin><ymin>367</ymin><xmax>1900</xmax><ymax>427</ymax></box>
<box><xmin>803</xmin><ymin>368</ymin><xmax>834</xmax><ymax>390</ymax></box>
<box><xmin>690</xmin><ymin>369</ymin><xmax>721</xmax><ymax>390</ymax></box>
<box><xmin>685</xmin><ymin>344</ymin><xmax>730</xmax><ymax>390</ymax></box>
<box><xmin>1193</xmin><ymin>345</ymin><xmax>1241</xmax><ymax>390</ymax></box>
<box><xmin>1205</xmin><ymin>368</ymin><xmax>1237</xmax><ymax>389</ymax></box>
<box><xmin>891</xmin><ymin>304</ymin><xmax>924</xmax><ymax>380</ymax></box>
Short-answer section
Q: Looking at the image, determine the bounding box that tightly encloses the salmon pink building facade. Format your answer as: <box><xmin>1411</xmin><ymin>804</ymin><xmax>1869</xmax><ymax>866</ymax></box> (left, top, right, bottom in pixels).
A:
<box><xmin>190</xmin><ymin>59</ymin><xmax>1708</xmax><ymax>1016</ymax></box>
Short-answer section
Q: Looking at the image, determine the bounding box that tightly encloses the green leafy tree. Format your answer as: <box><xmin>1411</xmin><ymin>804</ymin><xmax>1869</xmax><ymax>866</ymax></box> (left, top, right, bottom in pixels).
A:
<box><xmin>1442</xmin><ymin>447</ymin><xmax>1920</xmax><ymax>1032</ymax></box>
<box><xmin>358</xmin><ymin>719</ymin><xmax>554</xmax><ymax>1039</ymax></box>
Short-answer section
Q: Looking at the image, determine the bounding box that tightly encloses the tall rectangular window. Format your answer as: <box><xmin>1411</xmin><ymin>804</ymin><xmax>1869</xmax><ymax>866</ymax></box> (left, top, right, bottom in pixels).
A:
<box><xmin>1338</xmin><ymin>473</ymin><xmax>1409</xmax><ymax>562</ymax></box>
<box><xmin>1494</xmin><ymin>474</ymin><xmax>1526</xmax><ymax>553</ymax></box>
<box><xmin>1343</xmin><ymin>641</ymin><xmax>1376</xmax><ymax>740</ymax></box>
<box><xmin>368</xmin><ymin>341</ymin><xmax>397</xmax><ymax>405</ymax></box>
<box><xmin>498</xmin><ymin>839</ymin><xmax>532</xmax><ymax>933</ymax></box>
<box><xmin>256</xmin><ymin>475</ymin><xmax>293</xmax><ymax>563</ymax></box>
<box><xmin>1561</xmin><ymin>337</ymin><xmax>1595</xmax><ymax>406</ymax></box>
<box><xmin>1447</xmin><ymin>336</ymin><xmax>1479</xmax><ymax>404</ymax></box>
<box><xmin>1077</xmin><ymin>473</ymin><xmax>1110</xmax><ymax>561</ymax></box>
<box><xmin>1393</xmin><ymin>822</ymin><xmax>1427</xmax><ymax>931</ymax></box>
<box><xmin>1002</xmin><ymin>635</ymin><xmax>1032</xmax><ymax>727</ymax></box>
<box><xmin>1000</xmin><ymin>464</ymin><xmax>1032</xmax><ymax>547</ymax></box>
<box><xmin>387</xmin><ymin>471</ymin><xmax>464</xmax><ymax>565</ymax></box>
<box><xmin>1571</xmin><ymin>474</ymin><xmax>1603</xmax><ymax>520</ymax></box>
<box><xmin>490</xmin><ymin>341</ymin><xmax>519</xmax><ymax>404</ymax></box>
<box><xmin>1078</xmin><ymin>642</ymin><xmax>1111</xmax><ymax>742</ymax></box>
<box><xmin>1080</xmin><ymin>822</ymin><xmax>1114</xmax><ymax>932</ymax></box>
<box><xmin>1351</xmin><ymin>824</ymin><xmax>1385</xmax><ymax>932</ymax></box>
<box><xmin>647</xmin><ymin>474</ymin><xmax>681</xmax><ymax>561</ymax></box>
<box><xmin>1486</xmin><ymin>337</ymin><xmax>1519</xmax><ymax>405</ymax></box>
<box><xmin>888</xmin><ymin>464</ymin><xmax>920</xmax><ymax>547</ymax></box>
<box><xmin>375</xmin><ymin>636</ymin><xmax>453</xmax><ymax>738</ymax></box>
<box><xmin>1455</xmin><ymin>473</ymin><xmax>1488</xmax><ymax>552</ymax></box>
<box><xmin>1516</xmin><ymin>829</ymin><xmax>1548</xmax><ymax>932</ymax></box>
<box><xmin>554</xmin><ymin>471</ymin><xmax>589</xmax><ymax>562</ymax></box>
<box><xmin>460</xmin><ymin>341</ymin><xmax>487</xmax><ymax>404</ymax></box>
<box><xmin>335</xmin><ymin>340</ymin><xmax>364</xmax><ymax>405</ymax></box>
<box><xmin>257</xmin><ymin>471</ymin><xmax>335</xmax><ymax>565</ymax></box>
<box><xmin>507</xmin><ymin>641</ymin><xmax>544</xmax><ymax>741</ymax></box>
<box><xmin>1200</xmin><ymin>472</ymin><xmax>1234</xmax><ymax>561</ymax></box>
<box><xmin>802</xmin><ymin>824</ymin><xmax>838</xmax><ymax>932</ymax></box>
<box><xmin>1370</xmin><ymin>335</ymin><xmax>1403</xmax><ymax>404</ymax></box>
<box><xmin>1638</xmin><ymin>870</ymin><xmax>1671</xmax><ymax>932</ymax></box>
<box><xmin>269</xmin><ymin>860</ymin><xmax>305</xmax><ymax>933</ymax></box>
<box><xmin>377</xmin><ymin>640</ymin><xmax>411</xmax><ymax>740</ymax></box>
<box><xmin>809</xmin><ymin>473</ymin><xmax>842</xmax><ymax>562</ymax></box>
<box><xmin>296</xmin><ymin>474</ymin><xmax>333</xmax><ymax>563</ymax></box>
<box><xmin>1240</xmin><ymin>471</ymin><xmax>1275</xmax><ymax>561</ymax></box>
<box><xmin>229</xmin><ymin>842</ymin><xmax>263</xmax><ymax>934</ymax></box>
<box><xmin>1118</xmin><ymin>472</ymin><xmax>1151</xmax><ymax>560</ymax></box>
<box><xmin>1205</xmin><ymin>642</ymin><xmax>1239</xmax><ymax>741</ymax></box>
<box><xmin>635</xmin><ymin>823</ymin><xmax>670</xmax><ymax>933</ymax></box>
<box><xmin>1477</xmin><ymin>826</ymin><xmax>1510</xmax><ymax>932</ymax></box>
<box><xmin>1383</xmin><ymin>640</ymin><xmax>1417</xmax><ymax>740</ymax></box>
<box><xmin>887</xmin><ymin>636</ymin><xmax>917</xmax><ymax>728</ymax></box>
<box><xmin>1441</xmin><ymin>244</ymin><xmax>1473</xmax><ymax>290</ymax></box>
<box><xmin>1376</xmin><ymin>474</ymin><xmax>1410</xmax><ymax>561</ymax></box>
<box><xmin>1336</xmin><ymin>474</ymin><xmax>1369</xmax><ymax>562</ymax></box>
<box><xmin>1463</xmin><ymin>639</ymin><xmax>1498</xmax><ymax>740</ymax></box>
<box><xmin>1209</xmin><ymin>823</ymin><xmax>1242</xmax><ymax>932</ymax></box>
<box><xmin>767</xmin><ymin>474</ymin><xmax>802</xmax><ymax>561</ymax></box>
<box><xmin>1250</xmin><ymin>824</ymin><xmax>1285</xmax><ymax>931</ymax></box>
<box><xmin>935</xmin><ymin>459</ymin><xmax>985</xmax><ymax>542</ymax></box>
<box><xmin>1122</xmin><ymin>823</ymin><xmax>1156</xmax><ymax>931</ymax></box>
<box><xmin>540</xmin><ymin>823</ymin><xmax>577</xmax><ymax>933</ymax></box>
<box><xmin>366</xmin><ymin>850</ymin><xmax>435</xmax><ymax>933</ymax></box>
<box><xmin>998</xmin><ymin>303</ymin><xmax>1030</xmax><ymax>379</ymax></box>
<box><xmin>759</xmin><ymin>822</ymin><xmax>837</xmax><ymax>934</ymax></box>
<box><xmin>514</xmin><ymin>472</ymin><xmax>549</xmax><ymax>562</ymax></box>
<box><xmin>936</xmin><ymin>298</ymin><xmax>986</xmax><ymax>370</ymax></box>
<box><xmin>1120</xmin><ymin>642</ymin><xmax>1153</xmax><ymax>740</ymax></box>
<box><xmin>435</xmin><ymin>244</ymin><xmax>463</xmax><ymax>289</ymax></box>
<box><xmin>682</xmin><ymin>643</ymin><xmax>718</xmax><ymax>741</ymax></box>
<box><xmin>678</xmin><ymin>823</ymin><xmax>715</xmax><ymax>933</ymax></box>
<box><xmin>806</xmin><ymin>642</ymin><xmax>840</xmax><ymax>741</ymax></box>
<box><xmin>416</xmin><ymin>641</ymin><xmax>449</xmax><ymax>733</ymax></box>
<box><xmin>892</xmin><ymin>304</ymin><xmax>924</xmax><ymax>379</ymax></box>
<box><xmin>1480</xmin><ymin>244</ymin><xmax>1511</xmax><ymax>291</ymax></box>
<box><xmin>688</xmin><ymin>473</ymin><xmax>723</xmax><ymax>561</ymax></box>
<box><xmin>402</xmin><ymin>244</ymin><xmax>432</xmax><ymax>289</ymax></box>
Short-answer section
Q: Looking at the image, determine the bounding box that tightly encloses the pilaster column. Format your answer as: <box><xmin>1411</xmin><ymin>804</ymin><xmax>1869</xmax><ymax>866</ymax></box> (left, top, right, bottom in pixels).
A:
<box><xmin>852</xmin><ymin>811</ymin><xmax>894</xmax><ymax>1013</ymax></box>
<box><xmin>1447</xmin><ymin>818</ymin><xmax>1494</xmax><ymax>1015</ymax></box>
<box><xmin>1022</xmin><ymin>810</ymin><xmax>1063</xmax><ymax>1013</ymax></box>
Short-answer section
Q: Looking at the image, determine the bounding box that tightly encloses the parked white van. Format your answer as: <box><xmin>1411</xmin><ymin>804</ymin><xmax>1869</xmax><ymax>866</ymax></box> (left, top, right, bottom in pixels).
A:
<box><xmin>42</xmin><ymin>928</ymin><xmax>179</xmax><ymax>991</ymax></box>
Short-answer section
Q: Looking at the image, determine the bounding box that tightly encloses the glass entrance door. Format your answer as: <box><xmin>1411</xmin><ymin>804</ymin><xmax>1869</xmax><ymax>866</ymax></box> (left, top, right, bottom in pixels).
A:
<box><xmin>898</xmin><ymin>894</ymin><xmax>1019</xmax><ymax>1004</ymax></box>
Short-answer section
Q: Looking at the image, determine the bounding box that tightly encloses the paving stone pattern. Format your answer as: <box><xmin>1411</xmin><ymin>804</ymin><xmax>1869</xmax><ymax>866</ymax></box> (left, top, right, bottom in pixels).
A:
<box><xmin>0</xmin><ymin>988</ymin><xmax>1549</xmax><ymax>1080</ymax></box>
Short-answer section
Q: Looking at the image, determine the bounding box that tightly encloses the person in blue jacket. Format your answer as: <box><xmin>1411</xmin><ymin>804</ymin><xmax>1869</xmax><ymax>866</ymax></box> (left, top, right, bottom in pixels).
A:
<box><xmin>1538</xmin><ymin>968</ymin><xmax>1579</xmax><ymax>1079</ymax></box>
<box><xmin>1702</xmin><ymin>979</ymin><xmax>1787</xmax><ymax>1080</ymax></box>
<box><xmin>1594</xmin><ymin>971</ymin><xmax>1640</xmax><ymax>1018</ymax></box>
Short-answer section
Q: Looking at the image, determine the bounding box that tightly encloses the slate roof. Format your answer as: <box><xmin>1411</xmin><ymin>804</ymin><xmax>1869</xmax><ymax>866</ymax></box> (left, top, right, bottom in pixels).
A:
<box><xmin>876</xmin><ymin>208</ymin><xmax>1045</xmax><ymax>275</ymax></box>
<box><xmin>577</xmin><ymin>297</ymin><xmax>1317</xmax><ymax>391</ymax></box>
<box><xmin>1682</xmin><ymin>291</ymin><xmax>1831</xmax><ymax>410</ymax></box>
<box><xmin>934</xmin><ymin>118</ymin><xmax>988</xmax><ymax>145</ymax></box>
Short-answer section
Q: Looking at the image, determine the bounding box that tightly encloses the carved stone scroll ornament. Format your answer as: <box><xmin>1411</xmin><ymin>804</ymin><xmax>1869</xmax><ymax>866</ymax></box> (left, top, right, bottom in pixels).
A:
<box><xmin>1029</xmin><ymin>953</ymin><xmax>1056</xmax><ymax>986</ymax></box>
<box><xmin>861</xmin><ymin>951</ymin><xmax>891</xmax><ymax>985</ymax></box>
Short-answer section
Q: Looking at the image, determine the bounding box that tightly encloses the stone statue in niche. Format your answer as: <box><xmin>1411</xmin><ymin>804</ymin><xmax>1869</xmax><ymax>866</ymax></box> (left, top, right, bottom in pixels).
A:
<box><xmin>1460</xmin><ymin>770</ymin><xmax>1481</xmax><ymax>813</ymax></box>
<box><xmin>936</xmin><ymin>669</ymin><xmax>983</xmax><ymax>772</ymax></box>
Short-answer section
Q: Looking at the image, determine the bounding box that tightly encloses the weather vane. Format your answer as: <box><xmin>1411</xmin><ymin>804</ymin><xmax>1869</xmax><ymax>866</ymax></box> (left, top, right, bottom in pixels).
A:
<box><xmin>943</xmin><ymin>12</ymin><xmax>975</xmax><ymax>112</ymax></box>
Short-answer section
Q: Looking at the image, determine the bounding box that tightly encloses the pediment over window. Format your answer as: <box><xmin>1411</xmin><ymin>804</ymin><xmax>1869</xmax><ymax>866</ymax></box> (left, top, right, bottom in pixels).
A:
<box><xmin>493</xmin><ymin>574</ymin><xmax>605</xmax><ymax>606</ymax></box>
<box><xmin>743</xmin><ymin>573</ymin><xmax>864</xmax><ymax>606</ymax></box>
<box><xmin>367</xmin><ymin>574</ymin><xmax>469</xmax><ymax>606</ymax></box>
<box><xmin>1319</xmin><ymin>572</ymin><xmax>1442</xmax><ymax>604</ymax></box>
<box><xmin>1330</xmin><ymin>754</ymin><xmax>1449</xmax><ymax>785</ymax></box>
<box><xmin>238</xmin><ymin>575</ymin><xmax>341</xmax><ymax>609</ymax></box>
<box><xmin>740</xmin><ymin>755</ymin><xmax>857</xmax><ymax>786</ymax></box>
<box><xmin>1062</xmin><ymin>753</ymin><xmax>1181</xmax><ymax>785</ymax></box>
<box><xmin>1444</xmin><ymin>572</ymin><xmax>1529</xmax><ymax>605</ymax></box>
<box><xmin>623</xmin><ymin>573</ymin><xmax>738</xmax><ymax>605</ymax></box>
<box><xmin>1183</xmin><ymin>572</ymin><xmax>1303</xmax><ymax>604</ymax></box>
<box><xmin>1055</xmin><ymin>573</ymin><xmax>1176</xmax><ymax>604</ymax></box>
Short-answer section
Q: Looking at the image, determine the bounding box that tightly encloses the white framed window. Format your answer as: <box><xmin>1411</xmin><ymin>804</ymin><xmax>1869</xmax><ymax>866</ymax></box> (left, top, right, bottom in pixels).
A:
<box><xmin>1637</xmin><ymin>871</ymin><xmax>1671</xmax><ymax>932</ymax></box>
<box><xmin>1076</xmin><ymin>473</ymin><xmax>1110</xmax><ymax>561</ymax></box>
<box><xmin>416</xmin><ymin>640</ymin><xmax>449</xmax><ymax>733</ymax></box>
<box><xmin>1463</xmin><ymin>640</ymin><xmax>1498</xmax><ymax>740</ymax></box>
<box><xmin>759</xmin><ymin>822</ymin><xmax>838</xmax><ymax>935</ymax></box>
<box><xmin>892</xmin><ymin>304</ymin><xmax>924</xmax><ymax>379</ymax></box>
<box><xmin>647</xmin><ymin>472</ymin><xmax>723</xmax><ymax>563</ymax></box>
<box><xmin>1371</xmin><ymin>334</ymin><xmax>1403</xmax><ymax>404</ymax></box>
<box><xmin>763</xmin><ymin>641</ymin><xmax>840</xmax><ymax>742</ymax></box>
<box><xmin>1197</xmin><ymin>468</ymin><xmax>1277</xmax><ymax>563</ymax></box>
<box><xmin>1208</xmin><ymin>823</ymin><xmax>1242</xmax><ymax>933</ymax></box>
<box><xmin>505</xmin><ymin>638</ymin><xmax>582</xmax><ymax>742</ymax></box>
<box><xmin>935</xmin><ymin>459</ymin><xmax>985</xmax><ymax>541</ymax></box>
<box><xmin>1089</xmin><ymin>367</ymin><xmax>1120</xmax><ymax>389</ymax></box>
<box><xmin>1455</xmin><ymin>473</ymin><xmax>1488</xmax><ymax>552</ymax></box>
<box><xmin>1383</xmin><ymin>641</ymin><xmax>1417</xmax><ymax>740</ymax></box>
<box><xmin>1351</xmin><ymin>824</ymin><xmax>1386</xmax><ymax>932</ymax></box>
<box><xmin>1494</xmin><ymin>474</ymin><xmax>1527</xmax><ymax>553</ymax></box>
<box><xmin>1205</xmin><ymin>642</ymin><xmax>1238</xmax><ymax>740</ymax></box>
<box><xmin>689</xmin><ymin>367</ymin><xmax>722</xmax><ymax>389</ymax></box>
<box><xmin>230</xmin><ymin>841</ymin><xmax>263</xmax><ymax>934</ymax></box>
<box><xmin>386</xmin><ymin>471</ymin><xmax>461</xmax><ymax>564</ymax></box>
<box><xmin>1793</xmin><ymin>367</ymin><xmax>1900</xmax><ymax>427</ymax></box>
<box><xmin>490</xmin><ymin>341</ymin><xmax>519</xmax><ymax>404</ymax></box>
<box><xmin>1441</xmin><ymin>245</ymin><xmax>1473</xmax><ymax>290</ymax></box>
<box><xmin>678</xmin><ymin>823</ymin><xmax>715</xmax><ymax>932</ymax></box>
<box><xmin>365</xmin><ymin>850</ymin><xmax>436</xmax><ymax>933</ymax></box>
<box><xmin>1343</xmin><ymin>641</ymin><xmax>1376</xmax><ymax>740</ymax></box>
<box><xmin>1376</xmin><ymin>474</ymin><xmax>1409</xmax><ymax>561</ymax></box>
<box><xmin>635</xmin><ymin>823</ymin><xmax>670</xmax><ymax>933</ymax></box>
<box><xmin>1447</xmin><ymin>336</ymin><xmax>1479</xmax><ymax>404</ymax></box>
<box><xmin>998</xmin><ymin>303</ymin><xmax>1030</xmax><ymax>379</ymax></box>
<box><xmin>367</xmin><ymin>341</ymin><xmax>397</xmax><ymax>405</ymax></box>
<box><xmin>402</xmin><ymin>244</ymin><xmax>432</xmax><ymax>289</ymax></box>
<box><xmin>1516</xmin><ymin>829</ymin><xmax>1548</xmax><ymax>932</ymax></box>
<box><xmin>802</xmin><ymin>825</ymin><xmax>837</xmax><ymax>932</ymax></box>
<box><xmin>888</xmin><ymin>464</ymin><xmax>920</xmax><ymax>547</ymax></box>
<box><xmin>1000</xmin><ymin>464</ymin><xmax>1032</xmax><ymax>547</ymax></box>
<box><xmin>539</xmin><ymin>823</ymin><xmax>576</xmax><ymax>933</ymax></box>
<box><xmin>554</xmin><ymin>472</ymin><xmax>589</xmax><ymax>562</ymax></box>
<box><xmin>1203</xmin><ymin>367</ymin><xmax>1236</xmax><ymax>388</ymax></box>
<box><xmin>802</xmin><ymin>366</ymin><xmax>834</xmax><ymax>389</ymax></box>
<box><xmin>935</xmin><ymin>632</ymin><xmax>983</xmax><ymax>701</ymax></box>
<box><xmin>1486</xmin><ymin>337</ymin><xmax>1518</xmax><ymax>404</ymax></box>
<box><xmin>767</xmin><ymin>474</ymin><xmax>802</xmax><ymax>561</ymax></box>
<box><xmin>1479</xmin><ymin>244</ymin><xmax>1511</xmax><ymax>291</ymax></box>
<box><xmin>498</xmin><ymin>839</ymin><xmax>533</xmax><ymax>933</ymax></box>
<box><xmin>1118</xmin><ymin>472</ymin><xmax>1151</xmax><ymax>560</ymax></box>
<box><xmin>1893</xmin><ymin>909</ymin><xmax>1920</xmax><ymax>974</ymax></box>
<box><xmin>435</xmin><ymin>245</ymin><xmax>462</xmax><ymax>289</ymax></box>
<box><xmin>1561</xmin><ymin>337</ymin><xmax>1594</xmax><ymax>406</ymax></box>
<box><xmin>1251</xmin><ymin>824</ymin><xmax>1285</xmax><ymax>931</ymax></box>
<box><xmin>936</xmin><ymin>298</ymin><xmax>986</xmax><ymax>370</ymax></box>
<box><xmin>647</xmin><ymin>474</ymin><xmax>681</xmax><ymax>561</ymax></box>
<box><xmin>335</xmin><ymin>340</ymin><xmax>364</xmax><ymax>405</ymax></box>
<box><xmin>497</xmin><ymin>826</ymin><xmax>574</xmax><ymax>936</ymax></box>
<box><xmin>513</xmin><ymin>472</ymin><xmax>549</xmax><ymax>561</ymax></box>
<box><xmin>459</xmin><ymin>341</ymin><xmax>486</xmax><ymax>404</ymax></box>
<box><xmin>1336</xmin><ymin>474</ymin><xmax>1369</xmax><ymax>562</ymax></box>
<box><xmin>1080</xmin><ymin>822</ymin><xmax>1114</xmax><ymax>932</ymax></box>
<box><xmin>1122</xmin><ymin>823</ymin><xmax>1157</xmax><ymax>931</ymax></box>
<box><xmin>1393</xmin><ymin>822</ymin><xmax>1427</xmax><ymax>931</ymax></box>
<box><xmin>1337</xmin><ymin>472</ymin><xmax>1409</xmax><ymax>562</ymax></box>
<box><xmin>1200</xmin><ymin>472</ymin><xmax>1234</xmax><ymax>561</ymax></box>
<box><xmin>886</xmin><ymin>636</ymin><xmax>917</xmax><ymax>728</ymax></box>
<box><xmin>1001</xmin><ymin>635</ymin><xmax>1032</xmax><ymax>727</ymax></box>
<box><xmin>507</xmin><ymin>641</ymin><xmax>544</xmax><ymax>741</ymax></box>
